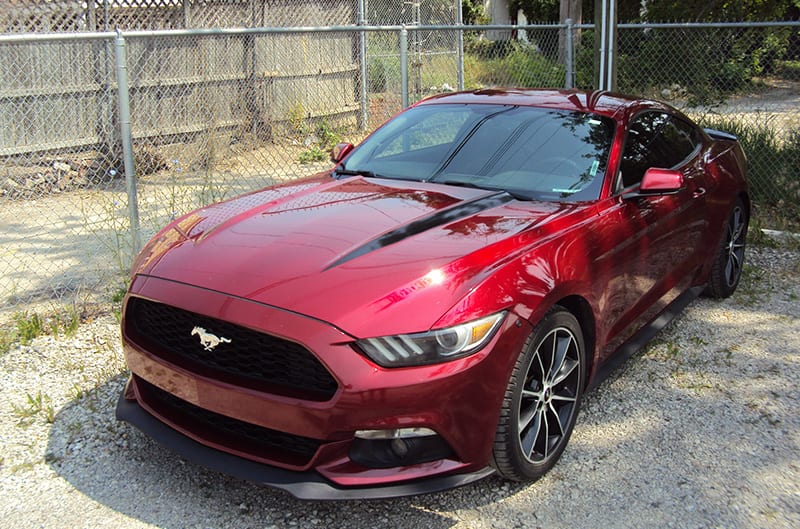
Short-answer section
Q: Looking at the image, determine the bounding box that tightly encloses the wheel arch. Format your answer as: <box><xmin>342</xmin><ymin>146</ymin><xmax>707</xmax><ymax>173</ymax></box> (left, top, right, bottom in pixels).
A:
<box><xmin>552</xmin><ymin>295</ymin><xmax>596</xmax><ymax>389</ymax></box>
<box><xmin>739</xmin><ymin>191</ymin><xmax>751</xmax><ymax>218</ymax></box>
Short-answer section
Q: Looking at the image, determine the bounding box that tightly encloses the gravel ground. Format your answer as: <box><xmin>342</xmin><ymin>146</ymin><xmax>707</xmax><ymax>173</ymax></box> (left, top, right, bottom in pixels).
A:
<box><xmin>1</xmin><ymin>245</ymin><xmax>798</xmax><ymax>529</ymax></box>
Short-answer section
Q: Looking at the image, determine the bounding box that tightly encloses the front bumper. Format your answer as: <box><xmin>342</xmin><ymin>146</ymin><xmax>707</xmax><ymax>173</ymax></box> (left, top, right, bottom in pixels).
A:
<box><xmin>116</xmin><ymin>389</ymin><xmax>495</xmax><ymax>500</ymax></box>
<box><xmin>118</xmin><ymin>274</ymin><xmax>530</xmax><ymax>497</ymax></box>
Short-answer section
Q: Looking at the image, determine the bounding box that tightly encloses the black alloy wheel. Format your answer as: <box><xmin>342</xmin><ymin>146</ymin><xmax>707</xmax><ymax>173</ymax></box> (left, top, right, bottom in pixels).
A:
<box><xmin>493</xmin><ymin>307</ymin><xmax>584</xmax><ymax>481</ymax></box>
<box><xmin>706</xmin><ymin>198</ymin><xmax>748</xmax><ymax>299</ymax></box>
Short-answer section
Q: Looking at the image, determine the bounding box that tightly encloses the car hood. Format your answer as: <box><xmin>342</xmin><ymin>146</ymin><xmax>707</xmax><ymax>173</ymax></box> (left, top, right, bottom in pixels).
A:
<box><xmin>133</xmin><ymin>174</ymin><xmax>590</xmax><ymax>337</ymax></box>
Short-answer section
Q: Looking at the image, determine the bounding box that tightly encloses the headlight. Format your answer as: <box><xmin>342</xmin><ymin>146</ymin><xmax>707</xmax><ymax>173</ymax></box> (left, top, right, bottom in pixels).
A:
<box><xmin>355</xmin><ymin>312</ymin><xmax>506</xmax><ymax>368</ymax></box>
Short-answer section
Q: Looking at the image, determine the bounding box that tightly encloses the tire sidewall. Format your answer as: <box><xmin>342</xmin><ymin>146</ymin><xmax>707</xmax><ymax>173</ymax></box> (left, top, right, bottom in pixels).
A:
<box><xmin>709</xmin><ymin>199</ymin><xmax>748</xmax><ymax>298</ymax></box>
<box><xmin>497</xmin><ymin>309</ymin><xmax>585</xmax><ymax>480</ymax></box>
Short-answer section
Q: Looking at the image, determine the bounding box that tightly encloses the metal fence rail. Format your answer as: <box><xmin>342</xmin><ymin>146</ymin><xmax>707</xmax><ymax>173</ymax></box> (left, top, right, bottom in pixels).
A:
<box><xmin>1</xmin><ymin>19</ymin><xmax>798</xmax><ymax>318</ymax></box>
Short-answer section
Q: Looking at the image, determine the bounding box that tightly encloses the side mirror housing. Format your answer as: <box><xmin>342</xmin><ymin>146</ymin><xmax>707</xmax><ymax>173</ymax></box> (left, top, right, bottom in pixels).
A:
<box><xmin>331</xmin><ymin>143</ymin><xmax>354</xmax><ymax>164</ymax></box>
<box><xmin>623</xmin><ymin>168</ymin><xmax>684</xmax><ymax>199</ymax></box>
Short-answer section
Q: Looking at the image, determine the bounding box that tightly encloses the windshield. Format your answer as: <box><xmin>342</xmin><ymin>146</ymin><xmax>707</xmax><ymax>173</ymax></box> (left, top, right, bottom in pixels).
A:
<box><xmin>341</xmin><ymin>103</ymin><xmax>616</xmax><ymax>201</ymax></box>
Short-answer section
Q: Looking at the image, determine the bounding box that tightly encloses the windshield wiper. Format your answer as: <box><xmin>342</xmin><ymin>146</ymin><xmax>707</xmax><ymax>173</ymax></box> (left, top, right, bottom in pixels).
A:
<box><xmin>436</xmin><ymin>179</ymin><xmax>531</xmax><ymax>201</ymax></box>
<box><xmin>333</xmin><ymin>168</ymin><xmax>382</xmax><ymax>179</ymax></box>
<box><xmin>436</xmin><ymin>179</ymin><xmax>484</xmax><ymax>190</ymax></box>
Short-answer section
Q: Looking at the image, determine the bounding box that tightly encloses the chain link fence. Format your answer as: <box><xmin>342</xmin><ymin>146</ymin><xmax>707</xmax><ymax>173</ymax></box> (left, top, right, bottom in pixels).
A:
<box><xmin>612</xmin><ymin>23</ymin><xmax>799</xmax><ymax>221</ymax></box>
<box><xmin>0</xmin><ymin>0</ymin><xmax>358</xmax><ymax>32</ymax></box>
<box><xmin>1</xmin><ymin>4</ymin><xmax>798</xmax><ymax>318</ymax></box>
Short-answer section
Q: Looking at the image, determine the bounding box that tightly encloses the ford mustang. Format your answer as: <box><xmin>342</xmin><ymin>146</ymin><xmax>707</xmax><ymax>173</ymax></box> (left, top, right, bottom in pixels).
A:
<box><xmin>116</xmin><ymin>89</ymin><xmax>749</xmax><ymax>499</ymax></box>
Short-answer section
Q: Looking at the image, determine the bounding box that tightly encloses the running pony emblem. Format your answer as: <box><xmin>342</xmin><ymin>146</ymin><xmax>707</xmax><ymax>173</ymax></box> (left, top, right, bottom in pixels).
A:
<box><xmin>191</xmin><ymin>326</ymin><xmax>232</xmax><ymax>351</ymax></box>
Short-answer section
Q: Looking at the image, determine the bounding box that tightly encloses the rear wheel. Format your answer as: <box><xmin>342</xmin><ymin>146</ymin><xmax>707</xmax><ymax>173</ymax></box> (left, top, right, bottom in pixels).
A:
<box><xmin>706</xmin><ymin>199</ymin><xmax>748</xmax><ymax>299</ymax></box>
<box><xmin>492</xmin><ymin>307</ymin><xmax>584</xmax><ymax>481</ymax></box>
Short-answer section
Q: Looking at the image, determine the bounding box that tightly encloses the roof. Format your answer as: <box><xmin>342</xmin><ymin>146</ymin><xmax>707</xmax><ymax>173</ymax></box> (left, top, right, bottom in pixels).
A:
<box><xmin>417</xmin><ymin>88</ymin><xmax>663</xmax><ymax>118</ymax></box>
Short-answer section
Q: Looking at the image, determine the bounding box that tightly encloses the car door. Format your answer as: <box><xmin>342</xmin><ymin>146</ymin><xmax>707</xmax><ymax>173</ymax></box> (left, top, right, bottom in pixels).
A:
<box><xmin>599</xmin><ymin>111</ymin><xmax>707</xmax><ymax>355</ymax></box>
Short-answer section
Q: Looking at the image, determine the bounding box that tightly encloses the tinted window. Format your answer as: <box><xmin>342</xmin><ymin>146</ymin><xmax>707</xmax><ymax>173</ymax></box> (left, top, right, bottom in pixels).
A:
<box><xmin>619</xmin><ymin>112</ymin><xmax>700</xmax><ymax>189</ymax></box>
<box><xmin>665</xmin><ymin>117</ymin><xmax>701</xmax><ymax>160</ymax></box>
<box><xmin>343</xmin><ymin>104</ymin><xmax>616</xmax><ymax>202</ymax></box>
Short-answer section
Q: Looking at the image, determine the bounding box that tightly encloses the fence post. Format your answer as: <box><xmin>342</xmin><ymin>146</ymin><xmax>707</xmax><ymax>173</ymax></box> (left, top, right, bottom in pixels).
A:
<box><xmin>114</xmin><ymin>30</ymin><xmax>142</xmax><ymax>261</ymax></box>
<box><xmin>183</xmin><ymin>0</ymin><xmax>191</xmax><ymax>27</ymax></box>
<box><xmin>565</xmin><ymin>18</ymin><xmax>574</xmax><ymax>89</ymax></box>
<box><xmin>457</xmin><ymin>0</ymin><xmax>464</xmax><ymax>90</ymax></box>
<box><xmin>358</xmin><ymin>0</ymin><xmax>368</xmax><ymax>130</ymax></box>
<box><xmin>400</xmin><ymin>25</ymin><xmax>409</xmax><ymax>108</ymax></box>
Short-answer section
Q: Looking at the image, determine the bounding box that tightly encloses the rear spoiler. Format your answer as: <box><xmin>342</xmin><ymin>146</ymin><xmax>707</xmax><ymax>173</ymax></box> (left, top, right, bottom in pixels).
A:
<box><xmin>704</xmin><ymin>128</ymin><xmax>738</xmax><ymax>142</ymax></box>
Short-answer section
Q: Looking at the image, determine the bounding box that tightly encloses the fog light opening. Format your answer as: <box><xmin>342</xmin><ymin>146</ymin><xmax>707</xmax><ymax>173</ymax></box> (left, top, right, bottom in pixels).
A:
<box><xmin>350</xmin><ymin>428</ymin><xmax>455</xmax><ymax>469</ymax></box>
<box><xmin>390</xmin><ymin>438</ymin><xmax>409</xmax><ymax>458</ymax></box>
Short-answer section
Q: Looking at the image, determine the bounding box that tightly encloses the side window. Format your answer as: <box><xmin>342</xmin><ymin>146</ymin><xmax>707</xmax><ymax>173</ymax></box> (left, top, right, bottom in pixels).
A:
<box><xmin>618</xmin><ymin>112</ymin><xmax>700</xmax><ymax>190</ymax></box>
<box><xmin>663</xmin><ymin>117</ymin><xmax>700</xmax><ymax>162</ymax></box>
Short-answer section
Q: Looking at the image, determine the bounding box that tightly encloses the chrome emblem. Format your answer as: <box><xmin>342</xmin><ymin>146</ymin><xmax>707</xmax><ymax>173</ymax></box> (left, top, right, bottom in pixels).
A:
<box><xmin>191</xmin><ymin>326</ymin><xmax>232</xmax><ymax>351</ymax></box>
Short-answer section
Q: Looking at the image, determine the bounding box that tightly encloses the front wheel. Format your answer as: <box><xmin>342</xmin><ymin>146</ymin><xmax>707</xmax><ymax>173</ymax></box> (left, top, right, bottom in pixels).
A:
<box><xmin>492</xmin><ymin>307</ymin><xmax>584</xmax><ymax>481</ymax></box>
<box><xmin>705</xmin><ymin>198</ymin><xmax>748</xmax><ymax>299</ymax></box>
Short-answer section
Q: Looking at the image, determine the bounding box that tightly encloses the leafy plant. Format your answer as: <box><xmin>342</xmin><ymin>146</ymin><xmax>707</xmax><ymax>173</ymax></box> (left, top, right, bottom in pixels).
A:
<box><xmin>299</xmin><ymin>146</ymin><xmax>327</xmax><ymax>164</ymax></box>
<box><xmin>287</xmin><ymin>102</ymin><xmax>308</xmax><ymax>137</ymax></box>
<box><xmin>317</xmin><ymin>120</ymin><xmax>341</xmax><ymax>150</ymax></box>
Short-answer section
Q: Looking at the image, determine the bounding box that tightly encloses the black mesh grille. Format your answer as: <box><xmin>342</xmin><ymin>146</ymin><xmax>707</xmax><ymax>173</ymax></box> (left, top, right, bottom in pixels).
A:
<box><xmin>135</xmin><ymin>376</ymin><xmax>321</xmax><ymax>466</ymax></box>
<box><xmin>125</xmin><ymin>297</ymin><xmax>338</xmax><ymax>401</ymax></box>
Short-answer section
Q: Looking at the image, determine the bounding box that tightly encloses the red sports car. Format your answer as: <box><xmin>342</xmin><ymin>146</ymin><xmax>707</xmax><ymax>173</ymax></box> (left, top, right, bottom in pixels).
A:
<box><xmin>116</xmin><ymin>89</ymin><xmax>748</xmax><ymax>499</ymax></box>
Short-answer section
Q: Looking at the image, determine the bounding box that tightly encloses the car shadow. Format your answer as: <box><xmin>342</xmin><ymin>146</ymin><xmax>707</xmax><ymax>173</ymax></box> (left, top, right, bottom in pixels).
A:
<box><xmin>46</xmin><ymin>374</ymin><xmax>520</xmax><ymax>528</ymax></box>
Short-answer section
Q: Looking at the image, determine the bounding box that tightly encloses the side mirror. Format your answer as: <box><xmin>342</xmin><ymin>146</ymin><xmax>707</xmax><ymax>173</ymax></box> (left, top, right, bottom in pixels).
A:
<box><xmin>623</xmin><ymin>168</ymin><xmax>684</xmax><ymax>199</ymax></box>
<box><xmin>330</xmin><ymin>143</ymin><xmax>354</xmax><ymax>164</ymax></box>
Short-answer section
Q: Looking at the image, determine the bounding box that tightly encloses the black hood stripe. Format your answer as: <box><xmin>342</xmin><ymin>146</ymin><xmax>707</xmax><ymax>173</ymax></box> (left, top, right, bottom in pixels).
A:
<box><xmin>324</xmin><ymin>191</ymin><xmax>514</xmax><ymax>271</ymax></box>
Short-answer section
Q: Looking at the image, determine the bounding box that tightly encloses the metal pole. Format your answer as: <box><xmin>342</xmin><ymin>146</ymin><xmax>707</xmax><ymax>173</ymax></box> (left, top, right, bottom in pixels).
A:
<box><xmin>599</xmin><ymin>0</ymin><xmax>607</xmax><ymax>90</ymax></box>
<box><xmin>183</xmin><ymin>0</ymin><xmax>190</xmax><ymax>28</ymax></box>
<box><xmin>456</xmin><ymin>0</ymin><xmax>464</xmax><ymax>90</ymax></box>
<box><xmin>565</xmin><ymin>18</ymin><xmax>574</xmax><ymax>89</ymax></box>
<box><xmin>412</xmin><ymin>2</ymin><xmax>421</xmax><ymax>102</ymax></box>
<box><xmin>358</xmin><ymin>0</ymin><xmax>368</xmax><ymax>130</ymax></box>
<box><xmin>400</xmin><ymin>26</ymin><xmax>409</xmax><ymax>108</ymax></box>
<box><xmin>114</xmin><ymin>30</ymin><xmax>141</xmax><ymax>260</ymax></box>
<box><xmin>608</xmin><ymin>0</ymin><xmax>616</xmax><ymax>91</ymax></box>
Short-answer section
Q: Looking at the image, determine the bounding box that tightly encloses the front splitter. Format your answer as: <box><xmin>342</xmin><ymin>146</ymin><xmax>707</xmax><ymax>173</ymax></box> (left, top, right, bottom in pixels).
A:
<box><xmin>115</xmin><ymin>392</ymin><xmax>495</xmax><ymax>500</ymax></box>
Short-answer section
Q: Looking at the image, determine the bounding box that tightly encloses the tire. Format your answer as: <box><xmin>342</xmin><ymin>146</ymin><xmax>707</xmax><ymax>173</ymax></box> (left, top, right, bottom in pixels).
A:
<box><xmin>492</xmin><ymin>307</ymin><xmax>584</xmax><ymax>481</ymax></box>
<box><xmin>705</xmin><ymin>198</ymin><xmax>748</xmax><ymax>299</ymax></box>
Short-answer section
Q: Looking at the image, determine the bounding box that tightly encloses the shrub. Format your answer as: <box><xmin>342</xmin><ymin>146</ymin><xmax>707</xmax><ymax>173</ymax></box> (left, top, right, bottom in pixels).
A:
<box><xmin>367</xmin><ymin>58</ymin><xmax>388</xmax><ymax>92</ymax></box>
<box><xmin>465</xmin><ymin>40</ymin><xmax>565</xmax><ymax>88</ymax></box>
<box><xmin>775</xmin><ymin>60</ymin><xmax>800</xmax><ymax>80</ymax></box>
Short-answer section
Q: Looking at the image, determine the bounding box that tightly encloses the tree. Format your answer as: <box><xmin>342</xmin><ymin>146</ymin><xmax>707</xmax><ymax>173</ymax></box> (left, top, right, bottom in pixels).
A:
<box><xmin>620</xmin><ymin>0</ymin><xmax>799</xmax><ymax>22</ymax></box>
<box><xmin>462</xmin><ymin>0</ymin><xmax>489</xmax><ymax>24</ymax></box>
<box><xmin>510</xmin><ymin>0</ymin><xmax>588</xmax><ymax>61</ymax></box>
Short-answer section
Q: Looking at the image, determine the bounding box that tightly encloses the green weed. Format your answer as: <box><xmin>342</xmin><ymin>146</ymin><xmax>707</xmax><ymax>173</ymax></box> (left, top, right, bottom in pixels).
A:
<box><xmin>735</xmin><ymin>263</ymin><xmax>769</xmax><ymax>305</ymax></box>
<box><xmin>287</xmin><ymin>102</ymin><xmax>309</xmax><ymax>137</ymax></box>
<box><xmin>49</xmin><ymin>306</ymin><xmax>80</xmax><ymax>337</ymax></box>
<box><xmin>0</xmin><ymin>327</ymin><xmax>13</xmax><ymax>356</ymax></box>
<box><xmin>317</xmin><ymin>120</ymin><xmax>341</xmax><ymax>150</ymax></box>
<box><xmin>299</xmin><ymin>146</ymin><xmax>328</xmax><ymax>164</ymax></box>
<box><xmin>12</xmin><ymin>391</ymin><xmax>55</xmax><ymax>425</ymax></box>
<box><xmin>298</xmin><ymin>120</ymin><xmax>344</xmax><ymax>164</ymax></box>
<box><xmin>14</xmin><ymin>312</ymin><xmax>44</xmax><ymax>345</ymax></box>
